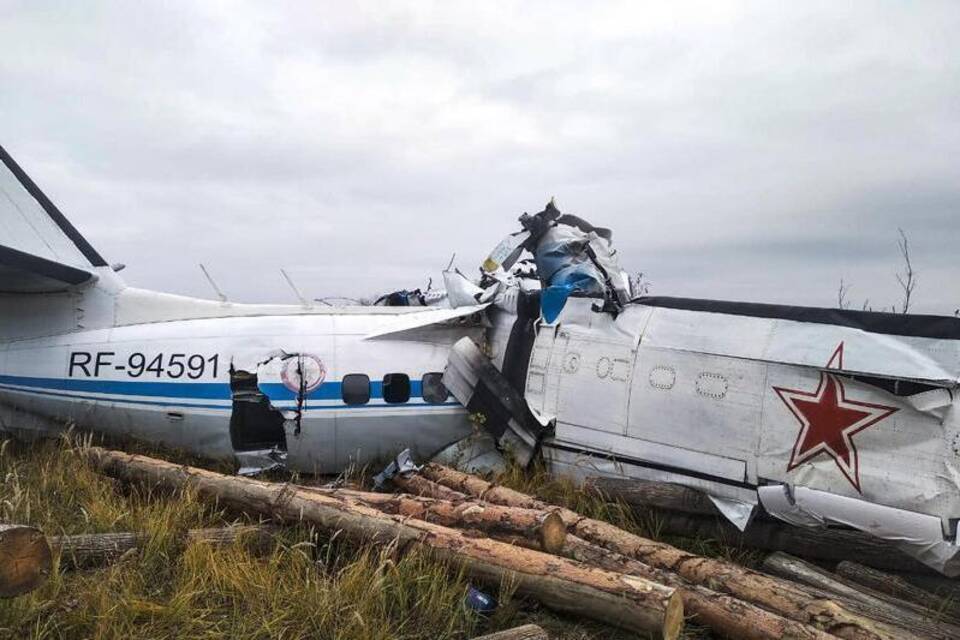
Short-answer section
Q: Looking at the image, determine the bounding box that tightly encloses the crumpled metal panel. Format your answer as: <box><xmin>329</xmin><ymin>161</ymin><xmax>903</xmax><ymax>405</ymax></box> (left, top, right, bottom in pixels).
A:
<box><xmin>432</xmin><ymin>431</ymin><xmax>509</xmax><ymax>475</ymax></box>
<box><xmin>442</xmin><ymin>336</ymin><xmax>541</xmax><ymax>465</ymax></box>
<box><xmin>373</xmin><ymin>448</ymin><xmax>421</xmax><ymax>488</ymax></box>
<box><xmin>533</xmin><ymin>222</ymin><xmax>608</xmax><ymax>297</ymax></box>
<box><xmin>236</xmin><ymin>447</ymin><xmax>287</xmax><ymax>476</ymax></box>
<box><xmin>707</xmin><ymin>495</ymin><xmax>757</xmax><ymax>532</ymax></box>
<box><xmin>759</xmin><ymin>484</ymin><xmax>960</xmax><ymax>576</ymax></box>
<box><xmin>443</xmin><ymin>270</ymin><xmax>487</xmax><ymax>308</ymax></box>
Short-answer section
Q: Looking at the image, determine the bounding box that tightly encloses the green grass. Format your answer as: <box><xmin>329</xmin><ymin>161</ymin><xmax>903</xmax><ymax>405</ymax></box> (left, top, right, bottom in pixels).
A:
<box><xmin>0</xmin><ymin>436</ymin><xmax>652</xmax><ymax>640</ymax></box>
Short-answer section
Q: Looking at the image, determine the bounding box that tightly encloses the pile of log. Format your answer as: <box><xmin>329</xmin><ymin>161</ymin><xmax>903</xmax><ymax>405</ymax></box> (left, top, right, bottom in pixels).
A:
<box><xmin>763</xmin><ymin>552</ymin><xmax>960</xmax><ymax>640</ymax></box>
<box><xmin>78</xmin><ymin>447</ymin><xmax>685</xmax><ymax>639</ymax></box>
<box><xmin>6</xmin><ymin>446</ymin><xmax>959</xmax><ymax>640</ymax></box>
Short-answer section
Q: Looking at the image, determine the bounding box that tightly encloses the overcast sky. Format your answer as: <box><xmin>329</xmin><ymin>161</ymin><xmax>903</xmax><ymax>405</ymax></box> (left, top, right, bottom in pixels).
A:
<box><xmin>2</xmin><ymin>2</ymin><xmax>958</xmax><ymax>314</ymax></box>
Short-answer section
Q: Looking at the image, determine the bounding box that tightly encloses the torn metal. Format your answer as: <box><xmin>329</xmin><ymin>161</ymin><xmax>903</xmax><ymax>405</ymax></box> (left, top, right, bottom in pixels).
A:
<box><xmin>372</xmin><ymin>447</ymin><xmax>420</xmax><ymax>489</ymax></box>
<box><xmin>431</xmin><ymin>200</ymin><xmax>960</xmax><ymax>576</ymax></box>
<box><xmin>442</xmin><ymin>336</ymin><xmax>547</xmax><ymax>466</ymax></box>
<box><xmin>513</xmin><ymin>200</ymin><xmax>631</xmax><ymax>322</ymax></box>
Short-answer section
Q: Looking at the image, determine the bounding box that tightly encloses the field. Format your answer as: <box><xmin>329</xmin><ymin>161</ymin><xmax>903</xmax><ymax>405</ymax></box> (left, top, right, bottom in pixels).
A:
<box><xmin>0</xmin><ymin>434</ymin><xmax>758</xmax><ymax>640</ymax></box>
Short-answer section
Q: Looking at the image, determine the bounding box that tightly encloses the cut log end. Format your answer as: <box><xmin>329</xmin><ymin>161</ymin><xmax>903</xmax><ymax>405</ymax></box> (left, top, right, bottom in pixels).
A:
<box><xmin>537</xmin><ymin>512</ymin><xmax>567</xmax><ymax>555</ymax></box>
<box><xmin>663</xmin><ymin>590</ymin><xmax>685</xmax><ymax>640</ymax></box>
<box><xmin>0</xmin><ymin>524</ymin><xmax>52</xmax><ymax>598</ymax></box>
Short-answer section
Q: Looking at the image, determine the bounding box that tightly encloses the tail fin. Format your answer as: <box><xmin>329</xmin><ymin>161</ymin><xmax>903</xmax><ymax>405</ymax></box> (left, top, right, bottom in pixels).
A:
<box><xmin>0</xmin><ymin>144</ymin><xmax>105</xmax><ymax>292</ymax></box>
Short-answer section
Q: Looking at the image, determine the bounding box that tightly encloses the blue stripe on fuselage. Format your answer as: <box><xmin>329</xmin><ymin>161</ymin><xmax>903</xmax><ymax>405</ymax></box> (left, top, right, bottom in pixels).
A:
<box><xmin>0</xmin><ymin>375</ymin><xmax>443</xmax><ymax>410</ymax></box>
<box><xmin>0</xmin><ymin>384</ymin><xmax>231</xmax><ymax>410</ymax></box>
<box><xmin>0</xmin><ymin>375</ymin><xmax>232</xmax><ymax>399</ymax></box>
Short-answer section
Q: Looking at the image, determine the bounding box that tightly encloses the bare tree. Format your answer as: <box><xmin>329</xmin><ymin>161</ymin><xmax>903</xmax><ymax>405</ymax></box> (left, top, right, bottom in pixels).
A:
<box><xmin>836</xmin><ymin>278</ymin><xmax>851</xmax><ymax>310</ymax></box>
<box><xmin>895</xmin><ymin>228</ymin><xmax>917</xmax><ymax>314</ymax></box>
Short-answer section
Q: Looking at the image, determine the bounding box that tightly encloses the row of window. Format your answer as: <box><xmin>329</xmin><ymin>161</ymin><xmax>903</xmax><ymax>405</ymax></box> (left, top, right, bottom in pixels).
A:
<box><xmin>341</xmin><ymin>372</ymin><xmax>449</xmax><ymax>405</ymax></box>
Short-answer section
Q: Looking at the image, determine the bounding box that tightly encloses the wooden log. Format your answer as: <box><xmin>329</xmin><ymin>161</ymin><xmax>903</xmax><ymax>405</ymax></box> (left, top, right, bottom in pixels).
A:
<box><xmin>836</xmin><ymin>561</ymin><xmax>960</xmax><ymax>624</ymax></box>
<box><xmin>469</xmin><ymin>624</ymin><xmax>549</xmax><ymax>640</ymax></box>
<box><xmin>655</xmin><ymin>511</ymin><xmax>932</xmax><ymax>574</ymax></box>
<box><xmin>894</xmin><ymin>572</ymin><xmax>960</xmax><ymax>599</ymax></box>
<box><xmin>82</xmin><ymin>447</ymin><xmax>684</xmax><ymax>639</ymax></box>
<box><xmin>321</xmin><ymin>488</ymin><xmax>567</xmax><ymax>554</ymax></box>
<box><xmin>392</xmin><ymin>473</ymin><xmax>467</xmax><ymax>501</ymax></box>
<box><xmin>0</xmin><ymin>524</ymin><xmax>52</xmax><ymax>597</ymax></box>
<box><xmin>52</xmin><ymin>531</ymin><xmax>137</xmax><ymax>568</ymax></box>
<box><xmin>420</xmin><ymin>463</ymin><xmax>915</xmax><ymax>640</ymax></box>
<box><xmin>563</xmin><ymin>536</ymin><xmax>833</xmax><ymax>640</ymax></box>
<box><xmin>585</xmin><ymin>477</ymin><xmax>721</xmax><ymax>517</ymax></box>
<box><xmin>495</xmin><ymin>532</ymin><xmax>834</xmax><ymax>640</ymax></box>
<box><xmin>379</xmin><ymin>480</ymin><xmax>828</xmax><ymax>640</ymax></box>
<box><xmin>762</xmin><ymin>552</ymin><xmax>960</xmax><ymax>640</ymax></box>
<box><xmin>49</xmin><ymin>525</ymin><xmax>279</xmax><ymax>568</ymax></box>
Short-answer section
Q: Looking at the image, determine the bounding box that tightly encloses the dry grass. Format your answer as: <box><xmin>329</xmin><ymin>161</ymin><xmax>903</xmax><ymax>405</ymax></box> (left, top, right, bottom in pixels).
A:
<box><xmin>0</xmin><ymin>436</ymin><xmax>480</xmax><ymax>640</ymax></box>
<box><xmin>0</xmin><ymin>436</ymin><xmax>649</xmax><ymax>640</ymax></box>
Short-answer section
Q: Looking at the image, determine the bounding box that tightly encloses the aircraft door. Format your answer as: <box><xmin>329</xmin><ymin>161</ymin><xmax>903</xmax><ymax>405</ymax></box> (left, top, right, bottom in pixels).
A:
<box><xmin>524</xmin><ymin>322</ymin><xmax>566</xmax><ymax>422</ymax></box>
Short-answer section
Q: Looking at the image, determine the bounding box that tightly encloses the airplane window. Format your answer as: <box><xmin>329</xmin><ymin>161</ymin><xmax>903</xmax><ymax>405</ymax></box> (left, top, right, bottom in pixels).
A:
<box><xmin>342</xmin><ymin>374</ymin><xmax>370</xmax><ymax>405</ymax></box>
<box><xmin>422</xmin><ymin>372</ymin><xmax>448</xmax><ymax>404</ymax></box>
<box><xmin>383</xmin><ymin>373</ymin><xmax>410</xmax><ymax>404</ymax></box>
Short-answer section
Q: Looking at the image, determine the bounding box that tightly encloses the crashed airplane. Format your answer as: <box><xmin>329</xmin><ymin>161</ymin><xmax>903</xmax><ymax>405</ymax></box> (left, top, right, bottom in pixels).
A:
<box><xmin>2</xmin><ymin>143</ymin><xmax>960</xmax><ymax>575</ymax></box>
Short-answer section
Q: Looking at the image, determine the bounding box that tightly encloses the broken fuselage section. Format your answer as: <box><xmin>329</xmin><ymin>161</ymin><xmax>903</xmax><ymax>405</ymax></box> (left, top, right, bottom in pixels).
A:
<box><xmin>440</xmin><ymin>202</ymin><xmax>960</xmax><ymax>576</ymax></box>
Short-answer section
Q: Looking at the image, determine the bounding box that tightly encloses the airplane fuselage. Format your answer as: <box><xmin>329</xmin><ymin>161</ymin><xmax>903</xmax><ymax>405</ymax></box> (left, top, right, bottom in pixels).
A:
<box><xmin>0</xmin><ymin>294</ymin><xmax>477</xmax><ymax>473</ymax></box>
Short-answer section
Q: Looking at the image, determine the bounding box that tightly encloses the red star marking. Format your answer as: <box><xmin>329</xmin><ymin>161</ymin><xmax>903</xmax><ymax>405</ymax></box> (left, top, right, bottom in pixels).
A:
<box><xmin>773</xmin><ymin>343</ymin><xmax>898</xmax><ymax>492</ymax></box>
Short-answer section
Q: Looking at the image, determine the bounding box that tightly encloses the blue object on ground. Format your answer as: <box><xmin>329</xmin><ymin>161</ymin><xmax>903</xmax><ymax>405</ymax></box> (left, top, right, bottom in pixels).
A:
<box><xmin>464</xmin><ymin>585</ymin><xmax>498</xmax><ymax>614</ymax></box>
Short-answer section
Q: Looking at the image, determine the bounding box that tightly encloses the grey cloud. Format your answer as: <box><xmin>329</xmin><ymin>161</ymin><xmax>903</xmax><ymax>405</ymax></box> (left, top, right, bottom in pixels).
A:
<box><xmin>0</xmin><ymin>1</ymin><xmax>958</xmax><ymax>313</ymax></box>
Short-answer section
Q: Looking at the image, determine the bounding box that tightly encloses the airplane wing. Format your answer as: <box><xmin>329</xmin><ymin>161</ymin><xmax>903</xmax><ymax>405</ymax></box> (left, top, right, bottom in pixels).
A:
<box><xmin>362</xmin><ymin>303</ymin><xmax>490</xmax><ymax>339</ymax></box>
<box><xmin>0</xmin><ymin>143</ymin><xmax>105</xmax><ymax>293</ymax></box>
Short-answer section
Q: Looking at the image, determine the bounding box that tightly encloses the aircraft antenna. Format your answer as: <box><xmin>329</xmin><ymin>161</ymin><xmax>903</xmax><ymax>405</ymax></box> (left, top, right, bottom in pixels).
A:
<box><xmin>281</xmin><ymin>268</ymin><xmax>312</xmax><ymax>309</ymax></box>
<box><xmin>199</xmin><ymin>263</ymin><xmax>229</xmax><ymax>303</ymax></box>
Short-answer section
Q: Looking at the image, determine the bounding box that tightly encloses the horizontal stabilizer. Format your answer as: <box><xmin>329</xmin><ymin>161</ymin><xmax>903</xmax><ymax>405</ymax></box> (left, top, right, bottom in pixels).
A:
<box><xmin>0</xmin><ymin>243</ymin><xmax>95</xmax><ymax>293</ymax></box>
